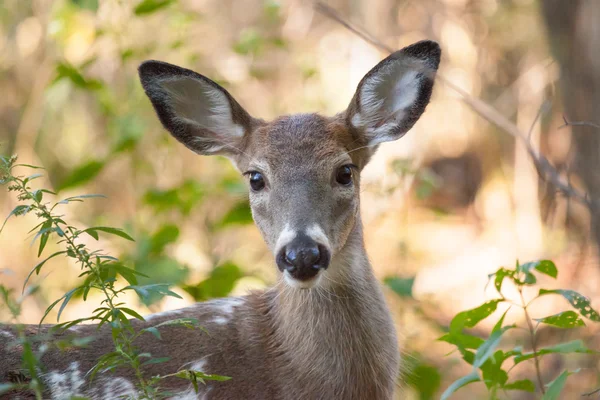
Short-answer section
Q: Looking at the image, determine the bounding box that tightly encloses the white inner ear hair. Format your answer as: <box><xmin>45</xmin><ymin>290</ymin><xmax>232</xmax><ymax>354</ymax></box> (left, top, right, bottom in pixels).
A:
<box><xmin>352</xmin><ymin>58</ymin><xmax>425</xmax><ymax>145</ymax></box>
<box><xmin>159</xmin><ymin>76</ymin><xmax>245</xmax><ymax>153</ymax></box>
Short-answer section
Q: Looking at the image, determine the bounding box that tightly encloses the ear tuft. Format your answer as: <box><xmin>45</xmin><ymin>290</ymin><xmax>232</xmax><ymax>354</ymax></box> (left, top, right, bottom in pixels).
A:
<box><xmin>138</xmin><ymin>60</ymin><xmax>255</xmax><ymax>155</ymax></box>
<box><xmin>347</xmin><ymin>40</ymin><xmax>441</xmax><ymax>146</ymax></box>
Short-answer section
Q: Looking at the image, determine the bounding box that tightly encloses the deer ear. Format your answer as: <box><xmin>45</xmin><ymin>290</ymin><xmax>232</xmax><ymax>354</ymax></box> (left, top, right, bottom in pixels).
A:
<box><xmin>138</xmin><ymin>60</ymin><xmax>256</xmax><ymax>155</ymax></box>
<box><xmin>347</xmin><ymin>40</ymin><xmax>441</xmax><ymax>146</ymax></box>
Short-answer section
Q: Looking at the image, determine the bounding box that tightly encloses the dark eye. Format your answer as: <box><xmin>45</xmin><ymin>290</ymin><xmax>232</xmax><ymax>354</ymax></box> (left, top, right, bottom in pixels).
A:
<box><xmin>335</xmin><ymin>165</ymin><xmax>353</xmax><ymax>186</ymax></box>
<box><xmin>249</xmin><ymin>171</ymin><xmax>265</xmax><ymax>191</ymax></box>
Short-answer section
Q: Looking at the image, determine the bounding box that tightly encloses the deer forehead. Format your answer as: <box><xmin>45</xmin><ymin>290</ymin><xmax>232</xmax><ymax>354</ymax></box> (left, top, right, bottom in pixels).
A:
<box><xmin>240</xmin><ymin>113</ymin><xmax>360</xmax><ymax>174</ymax></box>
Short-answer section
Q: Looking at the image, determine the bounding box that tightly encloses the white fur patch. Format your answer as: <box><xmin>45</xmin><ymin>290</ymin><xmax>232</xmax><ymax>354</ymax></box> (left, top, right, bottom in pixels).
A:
<box><xmin>283</xmin><ymin>270</ymin><xmax>323</xmax><ymax>289</ymax></box>
<box><xmin>275</xmin><ymin>224</ymin><xmax>296</xmax><ymax>255</ymax></box>
<box><xmin>211</xmin><ymin>316</ymin><xmax>229</xmax><ymax>325</ymax></box>
<box><xmin>45</xmin><ymin>362</ymin><xmax>85</xmax><ymax>399</ymax></box>
<box><xmin>44</xmin><ymin>362</ymin><xmax>138</xmax><ymax>400</ymax></box>
<box><xmin>209</xmin><ymin>297</ymin><xmax>245</xmax><ymax>315</ymax></box>
<box><xmin>0</xmin><ymin>330</ymin><xmax>15</xmax><ymax>338</ymax></box>
<box><xmin>305</xmin><ymin>224</ymin><xmax>331</xmax><ymax>250</ymax></box>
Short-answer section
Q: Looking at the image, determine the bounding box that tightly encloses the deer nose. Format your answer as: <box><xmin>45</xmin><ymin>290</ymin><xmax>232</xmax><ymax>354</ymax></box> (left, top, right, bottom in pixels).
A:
<box><xmin>276</xmin><ymin>235</ymin><xmax>330</xmax><ymax>281</ymax></box>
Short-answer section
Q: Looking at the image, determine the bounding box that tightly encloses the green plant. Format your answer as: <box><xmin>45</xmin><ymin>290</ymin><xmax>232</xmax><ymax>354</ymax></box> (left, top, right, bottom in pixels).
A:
<box><xmin>439</xmin><ymin>259</ymin><xmax>599</xmax><ymax>399</ymax></box>
<box><xmin>0</xmin><ymin>154</ymin><xmax>228</xmax><ymax>399</ymax></box>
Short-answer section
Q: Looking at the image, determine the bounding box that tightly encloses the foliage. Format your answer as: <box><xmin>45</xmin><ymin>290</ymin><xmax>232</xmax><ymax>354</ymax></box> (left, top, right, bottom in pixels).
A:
<box><xmin>435</xmin><ymin>260</ymin><xmax>599</xmax><ymax>399</ymax></box>
<box><xmin>0</xmin><ymin>155</ymin><xmax>229</xmax><ymax>398</ymax></box>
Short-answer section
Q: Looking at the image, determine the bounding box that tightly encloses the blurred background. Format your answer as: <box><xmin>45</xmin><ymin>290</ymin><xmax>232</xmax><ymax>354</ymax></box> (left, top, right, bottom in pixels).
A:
<box><xmin>1</xmin><ymin>0</ymin><xmax>599</xmax><ymax>398</ymax></box>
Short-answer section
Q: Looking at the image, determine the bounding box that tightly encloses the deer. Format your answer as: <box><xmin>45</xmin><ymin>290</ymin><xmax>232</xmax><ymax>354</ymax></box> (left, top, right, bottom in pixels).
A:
<box><xmin>0</xmin><ymin>40</ymin><xmax>440</xmax><ymax>399</ymax></box>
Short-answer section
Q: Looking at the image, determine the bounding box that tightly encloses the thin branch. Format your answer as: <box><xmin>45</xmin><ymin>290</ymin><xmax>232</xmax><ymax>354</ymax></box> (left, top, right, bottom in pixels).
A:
<box><xmin>559</xmin><ymin>115</ymin><xmax>600</xmax><ymax>131</ymax></box>
<box><xmin>315</xmin><ymin>2</ymin><xmax>598</xmax><ymax>213</ymax></box>
<box><xmin>314</xmin><ymin>2</ymin><xmax>394</xmax><ymax>54</ymax></box>
<box><xmin>519</xmin><ymin>288</ymin><xmax>546</xmax><ymax>395</ymax></box>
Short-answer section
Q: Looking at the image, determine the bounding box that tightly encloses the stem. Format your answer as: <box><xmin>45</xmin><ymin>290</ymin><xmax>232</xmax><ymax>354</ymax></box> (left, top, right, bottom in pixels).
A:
<box><xmin>519</xmin><ymin>287</ymin><xmax>545</xmax><ymax>394</ymax></box>
<box><xmin>10</xmin><ymin>171</ymin><xmax>153</xmax><ymax>396</ymax></box>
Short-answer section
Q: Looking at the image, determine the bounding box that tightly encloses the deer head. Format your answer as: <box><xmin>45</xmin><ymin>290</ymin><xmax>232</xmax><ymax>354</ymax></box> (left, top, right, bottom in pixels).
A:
<box><xmin>139</xmin><ymin>40</ymin><xmax>440</xmax><ymax>290</ymax></box>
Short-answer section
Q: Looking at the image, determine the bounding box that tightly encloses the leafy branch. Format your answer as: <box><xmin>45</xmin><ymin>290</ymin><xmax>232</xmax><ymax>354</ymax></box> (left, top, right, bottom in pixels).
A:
<box><xmin>439</xmin><ymin>260</ymin><xmax>598</xmax><ymax>399</ymax></box>
<box><xmin>0</xmin><ymin>155</ymin><xmax>227</xmax><ymax>398</ymax></box>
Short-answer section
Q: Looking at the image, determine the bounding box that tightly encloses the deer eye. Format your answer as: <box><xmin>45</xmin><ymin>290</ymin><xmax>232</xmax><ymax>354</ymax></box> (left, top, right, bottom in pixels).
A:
<box><xmin>248</xmin><ymin>171</ymin><xmax>266</xmax><ymax>191</ymax></box>
<box><xmin>335</xmin><ymin>165</ymin><xmax>353</xmax><ymax>186</ymax></box>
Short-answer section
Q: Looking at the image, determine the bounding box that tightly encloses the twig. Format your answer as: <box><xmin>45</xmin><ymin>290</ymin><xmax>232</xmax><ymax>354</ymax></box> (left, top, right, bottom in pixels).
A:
<box><xmin>519</xmin><ymin>287</ymin><xmax>546</xmax><ymax>395</ymax></box>
<box><xmin>582</xmin><ymin>387</ymin><xmax>600</xmax><ymax>397</ymax></box>
<box><xmin>314</xmin><ymin>1</ymin><xmax>598</xmax><ymax>214</ymax></box>
<box><xmin>559</xmin><ymin>115</ymin><xmax>600</xmax><ymax>131</ymax></box>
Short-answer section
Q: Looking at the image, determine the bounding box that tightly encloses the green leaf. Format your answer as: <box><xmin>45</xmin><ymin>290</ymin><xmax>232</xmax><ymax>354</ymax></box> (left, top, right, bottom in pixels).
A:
<box><xmin>519</xmin><ymin>260</ymin><xmax>558</xmax><ymax>279</ymax></box>
<box><xmin>37</xmin><ymin>220</ymin><xmax>53</xmax><ymax>256</ymax></box>
<box><xmin>152</xmin><ymin>318</ymin><xmax>200</xmax><ymax>329</ymax></box>
<box><xmin>150</xmin><ymin>224</ymin><xmax>179</xmax><ymax>253</ymax></box>
<box><xmin>488</xmin><ymin>268</ymin><xmax>514</xmax><ymax>295</ymax></box>
<box><xmin>83</xmin><ymin>226</ymin><xmax>135</xmax><ymax>241</ymax></box>
<box><xmin>438</xmin><ymin>332</ymin><xmax>484</xmax><ymax>350</ymax></box>
<box><xmin>175</xmin><ymin>369</ymin><xmax>231</xmax><ymax>382</ymax></box>
<box><xmin>538</xmin><ymin>289</ymin><xmax>600</xmax><ymax>321</ymax></box>
<box><xmin>57</xmin><ymin>287</ymin><xmax>82</xmax><ymax>322</ymax></box>
<box><xmin>504</xmin><ymin>379</ymin><xmax>535</xmax><ymax>392</ymax></box>
<box><xmin>216</xmin><ymin>201</ymin><xmax>253</xmax><ymax>229</ymax></box>
<box><xmin>182</xmin><ymin>262</ymin><xmax>243</xmax><ymax>301</ymax></box>
<box><xmin>1</xmin><ymin>205</ymin><xmax>30</xmax><ymax>233</ymax></box>
<box><xmin>23</xmin><ymin>173</ymin><xmax>43</xmax><ymax>184</ymax></box>
<box><xmin>535</xmin><ymin>311</ymin><xmax>586</xmax><ymax>329</ymax></box>
<box><xmin>403</xmin><ymin>358</ymin><xmax>441</xmax><ymax>400</ymax></box>
<box><xmin>126</xmin><ymin>284</ymin><xmax>182</xmax><ymax>304</ymax></box>
<box><xmin>70</xmin><ymin>0</ymin><xmax>99</xmax><ymax>11</ymax></box>
<box><xmin>479</xmin><ymin>350</ymin><xmax>508</xmax><ymax>389</ymax></box>
<box><xmin>142</xmin><ymin>326</ymin><xmax>162</xmax><ymax>340</ymax></box>
<box><xmin>384</xmin><ymin>276</ymin><xmax>415</xmax><ymax>298</ymax></box>
<box><xmin>54</xmin><ymin>63</ymin><xmax>103</xmax><ymax>91</ymax></box>
<box><xmin>142</xmin><ymin>357</ymin><xmax>170</xmax><ymax>366</ymax></box>
<box><xmin>134</xmin><ymin>0</ymin><xmax>175</xmax><ymax>15</ymax></box>
<box><xmin>119</xmin><ymin>307</ymin><xmax>145</xmax><ymax>321</ymax></box>
<box><xmin>514</xmin><ymin>340</ymin><xmax>594</xmax><ymax>365</ymax></box>
<box><xmin>23</xmin><ymin>250</ymin><xmax>67</xmax><ymax>291</ymax></box>
<box><xmin>58</xmin><ymin>160</ymin><xmax>105</xmax><ymax>191</ymax></box>
<box><xmin>111</xmin><ymin>264</ymin><xmax>147</xmax><ymax>285</ymax></box>
<box><xmin>542</xmin><ymin>370</ymin><xmax>576</xmax><ymax>400</ymax></box>
<box><xmin>449</xmin><ymin>299</ymin><xmax>503</xmax><ymax>334</ymax></box>
<box><xmin>233</xmin><ymin>29</ymin><xmax>264</xmax><ymax>55</ymax></box>
<box><xmin>440</xmin><ymin>372</ymin><xmax>479</xmax><ymax>400</ymax></box>
<box><xmin>472</xmin><ymin>325</ymin><xmax>515</xmax><ymax>368</ymax></box>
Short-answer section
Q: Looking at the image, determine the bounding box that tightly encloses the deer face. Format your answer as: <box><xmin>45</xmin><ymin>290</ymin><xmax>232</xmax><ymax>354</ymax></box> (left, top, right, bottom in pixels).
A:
<box><xmin>139</xmin><ymin>40</ymin><xmax>440</xmax><ymax>289</ymax></box>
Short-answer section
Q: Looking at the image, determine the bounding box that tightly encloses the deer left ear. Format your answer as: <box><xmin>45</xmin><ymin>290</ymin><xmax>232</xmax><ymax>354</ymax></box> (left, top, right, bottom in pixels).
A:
<box><xmin>347</xmin><ymin>40</ymin><xmax>441</xmax><ymax>146</ymax></box>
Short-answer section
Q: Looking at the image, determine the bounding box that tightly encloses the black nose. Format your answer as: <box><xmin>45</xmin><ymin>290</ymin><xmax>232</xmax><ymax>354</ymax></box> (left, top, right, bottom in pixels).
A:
<box><xmin>276</xmin><ymin>235</ymin><xmax>330</xmax><ymax>281</ymax></box>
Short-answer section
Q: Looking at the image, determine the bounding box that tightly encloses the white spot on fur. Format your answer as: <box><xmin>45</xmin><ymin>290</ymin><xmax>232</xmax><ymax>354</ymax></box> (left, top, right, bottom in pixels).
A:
<box><xmin>305</xmin><ymin>224</ymin><xmax>331</xmax><ymax>250</ymax></box>
<box><xmin>0</xmin><ymin>330</ymin><xmax>15</xmax><ymax>338</ymax></box>
<box><xmin>101</xmin><ymin>377</ymin><xmax>136</xmax><ymax>399</ymax></box>
<box><xmin>209</xmin><ymin>297</ymin><xmax>245</xmax><ymax>315</ymax></box>
<box><xmin>275</xmin><ymin>224</ymin><xmax>296</xmax><ymax>255</ymax></box>
<box><xmin>211</xmin><ymin>316</ymin><xmax>229</xmax><ymax>325</ymax></box>
<box><xmin>283</xmin><ymin>270</ymin><xmax>323</xmax><ymax>289</ymax></box>
<box><xmin>190</xmin><ymin>359</ymin><xmax>207</xmax><ymax>372</ymax></box>
<box><xmin>170</xmin><ymin>387</ymin><xmax>212</xmax><ymax>400</ymax></box>
<box><xmin>46</xmin><ymin>362</ymin><xmax>85</xmax><ymax>399</ymax></box>
<box><xmin>351</xmin><ymin>113</ymin><xmax>362</xmax><ymax>128</ymax></box>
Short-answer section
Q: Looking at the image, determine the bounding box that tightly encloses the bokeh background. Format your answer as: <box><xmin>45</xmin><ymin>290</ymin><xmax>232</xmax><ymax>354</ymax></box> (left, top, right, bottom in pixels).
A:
<box><xmin>1</xmin><ymin>0</ymin><xmax>600</xmax><ymax>398</ymax></box>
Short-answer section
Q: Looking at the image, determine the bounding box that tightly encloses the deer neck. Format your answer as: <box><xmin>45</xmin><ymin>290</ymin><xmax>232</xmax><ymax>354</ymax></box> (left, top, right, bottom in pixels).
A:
<box><xmin>264</xmin><ymin>220</ymin><xmax>399</xmax><ymax>397</ymax></box>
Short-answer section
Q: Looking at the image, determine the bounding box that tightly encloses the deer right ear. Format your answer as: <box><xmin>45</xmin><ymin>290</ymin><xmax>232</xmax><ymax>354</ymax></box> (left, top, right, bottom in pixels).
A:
<box><xmin>347</xmin><ymin>40</ymin><xmax>441</xmax><ymax>147</ymax></box>
<box><xmin>138</xmin><ymin>60</ymin><xmax>257</xmax><ymax>156</ymax></box>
